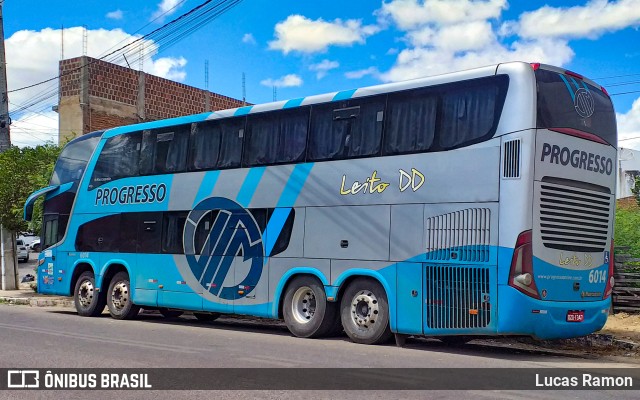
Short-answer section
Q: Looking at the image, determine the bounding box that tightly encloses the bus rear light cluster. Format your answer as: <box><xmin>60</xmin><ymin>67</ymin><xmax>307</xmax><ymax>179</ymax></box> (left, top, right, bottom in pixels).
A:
<box><xmin>604</xmin><ymin>239</ymin><xmax>615</xmax><ymax>299</ymax></box>
<box><xmin>508</xmin><ymin>230</ymin><xmax>540</xmax><ymax>299</ymax></box>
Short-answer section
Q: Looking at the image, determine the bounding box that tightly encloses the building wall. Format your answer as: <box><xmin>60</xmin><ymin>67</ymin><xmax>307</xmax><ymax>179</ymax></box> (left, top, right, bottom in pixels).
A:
<box><xmin>58</xmin><ymin>56</ymin><xmax>245</xmax><ymax>143</ymax></box>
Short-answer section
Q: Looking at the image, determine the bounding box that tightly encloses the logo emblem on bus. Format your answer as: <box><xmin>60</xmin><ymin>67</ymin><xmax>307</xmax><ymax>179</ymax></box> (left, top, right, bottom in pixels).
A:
<box><xmin>183</xmin><ymin>197</ymin><xmax>264</xmax><ymax>300</ymax></box>
<box><xmin>574</xmin><ymin>88</ymin><xmax>594</xmax><ymax>118</ymax></box>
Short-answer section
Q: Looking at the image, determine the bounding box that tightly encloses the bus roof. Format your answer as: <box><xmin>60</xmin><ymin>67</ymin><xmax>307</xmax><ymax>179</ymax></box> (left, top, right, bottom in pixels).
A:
<box><xmin>100</xmin><ymin>61</ymin><xmax>548</xmax><ymax>139</ymax></box>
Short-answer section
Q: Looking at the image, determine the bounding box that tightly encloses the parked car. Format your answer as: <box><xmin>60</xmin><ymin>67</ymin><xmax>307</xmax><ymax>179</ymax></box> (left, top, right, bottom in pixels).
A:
<box><xmin>16</xmin><ymin>239</ymin><xmax>29</xmax><ymax>262</ymax></box>
<box><xmin>29</xmin><ymin>238</ymin><xmax>41</xmax><ymax>252</ymax></box>
<box><xmin>17</xmin><ymin>233</ymin><xmax>38</xmax><ymax>248</ymax></box>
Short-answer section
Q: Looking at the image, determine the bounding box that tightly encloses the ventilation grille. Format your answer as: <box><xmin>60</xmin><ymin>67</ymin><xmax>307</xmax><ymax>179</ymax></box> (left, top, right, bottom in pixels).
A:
<box><xmin>538</xmin><ymin>183</ymin><xmax>612</xmax><ymax>253</ymax></box>
<box><xmin>503</xmin><ymin>139</ymin><xmax>521</xmax><ymax>178</ymax></box>
<box><xmin>425</xmin><ymin>265</ymin><xmax>491</xmax><ymax>329</ymax></box>
<box><xmin>425</xmin><ymin>208</ymin><xmax>490</xmax><ymax>262</ymax></box>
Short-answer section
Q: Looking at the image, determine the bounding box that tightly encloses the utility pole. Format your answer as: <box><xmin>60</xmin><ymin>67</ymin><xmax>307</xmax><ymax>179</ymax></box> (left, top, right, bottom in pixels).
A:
<box><xmin>0</xmin><ymin>1</ymin><xmax>19</xmax><ymax>290</ymax></box>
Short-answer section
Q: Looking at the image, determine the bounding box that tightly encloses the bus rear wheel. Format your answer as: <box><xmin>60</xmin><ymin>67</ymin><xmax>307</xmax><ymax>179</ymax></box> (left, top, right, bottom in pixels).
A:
<box><xmin>340</xmin><ymin>278</ymin><xmax>392</xmax><ymax>345</ymax></box>
<box><xmin>74</xmin><ymin>271</ymin><xmax>106</xmax><ymax>317</ymax></box>
<box><xmin>283</xmin><ymin>276</ymin><xmax>338</xmax><ymax>338</ymax></box>
<box><xmin>106</xmin><ymin>271</ymin><xmax>140</xmax><ymax>320</ymax></box>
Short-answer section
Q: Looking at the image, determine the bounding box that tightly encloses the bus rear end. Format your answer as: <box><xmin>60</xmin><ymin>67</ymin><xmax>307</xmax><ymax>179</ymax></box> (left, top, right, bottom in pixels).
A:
<box><xmin>503</xmin><ymin>64</ymin><xmax>616</xmax><ymax>339</ymax></box>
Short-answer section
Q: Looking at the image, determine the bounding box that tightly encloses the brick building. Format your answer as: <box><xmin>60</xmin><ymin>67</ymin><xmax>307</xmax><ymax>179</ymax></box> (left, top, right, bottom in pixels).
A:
<box><xmin>58</xmin><ymin>56</ymin><xmax>245</xmax><ymax>143</ymax></box>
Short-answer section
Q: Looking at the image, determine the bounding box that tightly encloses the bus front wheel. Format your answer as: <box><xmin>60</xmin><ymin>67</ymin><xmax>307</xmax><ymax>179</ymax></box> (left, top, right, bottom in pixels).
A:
<box><xmin>74</xmin><ymin>271</ymin><xmax>106</xmax><ymax>317</ymax></box>
<box><xmin>282</xmin><ymin>276</ymin><xmax>338</xmax><ymax>338</ymax></box>
<box><xmin>340</xmin><ymin>278</ymin><xmax>392</xmax><ymax>345</ymax></box>
<box><xmin>106</xmin><ymin>271</ymin><xmax>140</xmax><ymax>320</ymax></box>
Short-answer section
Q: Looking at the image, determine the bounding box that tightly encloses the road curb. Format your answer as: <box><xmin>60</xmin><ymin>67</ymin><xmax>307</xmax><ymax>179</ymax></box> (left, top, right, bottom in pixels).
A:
<box><xmin>0</xmin><ymin>296</ymin><xmax>75</xmax><ymax>308</ymax></box>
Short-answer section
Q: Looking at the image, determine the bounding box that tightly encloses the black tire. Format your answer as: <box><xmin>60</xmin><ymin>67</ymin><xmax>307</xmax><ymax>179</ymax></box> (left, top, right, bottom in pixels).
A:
<box><xmin>282</xmin><ymin>275</ymin><xmax>338</xmax><ymax>338</ymax></box>
<box><xmin>193</xmin><ymin>312</ymin><xmax>220</xmax><ymax>322</ymax></box>
<box><xmin>340</xmin><ymin>278</ymin><xmax>393</xmax><ymax>345</ymax></box>
<box><xmin>159</xmin><ymin>308</ymin><xmax>184</xmax><ymax>319</ymax></box>
<box><xmin>106</xmin><ymin>271</ymin><xmax>140</xmax><ymax>320</ymax></box>
<box><xmin>74</xmin><ymin>271</ymin><xmax>106</xmax><ymax>317</ymax></box>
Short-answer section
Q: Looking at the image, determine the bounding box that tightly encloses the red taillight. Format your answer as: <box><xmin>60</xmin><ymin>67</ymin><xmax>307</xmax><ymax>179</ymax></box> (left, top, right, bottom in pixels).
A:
<box><xmin>565</xmin><ymin>69</ymin><xmax>584</xmax><ymax>80</ymax></box>
<box><xmin>604</xmin><ymin>240</ymin><xmax>615</xmax><ymax>299</ymax></box>
<box><xmin>509</xmin><ymin>230</ymin><xmax>540</xmax><ymax>299</ymax></box>
<box><xmin>530</xmin><ymin>63</ymin><xmax>541</xmax><ymax>71</ymax></box>
<box><xmin>548</xmin><ymin>127</ymin><xmax>609</xmax><ymax>145</ymax></box>
<box><xmin>601</xmin><ymin>86</ymin><xmax>610</xmax><ymax>98</ymax></box>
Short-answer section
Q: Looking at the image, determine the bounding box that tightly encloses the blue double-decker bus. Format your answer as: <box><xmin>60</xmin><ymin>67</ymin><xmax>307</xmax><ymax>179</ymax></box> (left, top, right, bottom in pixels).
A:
<box><xmin>25</xmin><ymin>62</ymin><xmax>617</xmax><ymax>345</ymax></box>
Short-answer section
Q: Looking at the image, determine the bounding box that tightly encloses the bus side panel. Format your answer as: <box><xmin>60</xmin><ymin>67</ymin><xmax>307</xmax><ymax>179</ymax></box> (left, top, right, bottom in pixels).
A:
<box><xmin>304</xmin><ymin>205</ymin><xmax>391</xmax><ymax>261</ymax></box>
<box><xmin>395</xmin><ymin>262</ymin><xmax>423</xmax><ymax>335</ymax></box>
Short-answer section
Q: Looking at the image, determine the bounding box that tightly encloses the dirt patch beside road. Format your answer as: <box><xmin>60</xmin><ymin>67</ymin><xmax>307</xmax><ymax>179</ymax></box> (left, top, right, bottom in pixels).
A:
<box><xmin>600</xmin><ymin>312</ymin><xmax>640</xmax><ymax>343</ymax></box>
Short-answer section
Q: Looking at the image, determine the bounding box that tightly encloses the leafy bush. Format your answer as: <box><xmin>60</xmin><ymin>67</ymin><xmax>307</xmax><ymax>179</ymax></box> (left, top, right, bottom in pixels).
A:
<box><xmin>615</xmin><ymin>208</ymin><xmax>640</xmax><ymax>258</ymax></box>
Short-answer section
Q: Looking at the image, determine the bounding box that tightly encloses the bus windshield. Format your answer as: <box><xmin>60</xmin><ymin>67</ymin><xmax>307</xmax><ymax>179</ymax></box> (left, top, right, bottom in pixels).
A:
<box><xmin>50</xmin><ymin>132</ymin><xmax>102</xmax><ymax>186</ymax></box>
<box><xmin>535</xmin><ymin>68</ymin><xmax>617</xmax><ymax>146</ymax></box>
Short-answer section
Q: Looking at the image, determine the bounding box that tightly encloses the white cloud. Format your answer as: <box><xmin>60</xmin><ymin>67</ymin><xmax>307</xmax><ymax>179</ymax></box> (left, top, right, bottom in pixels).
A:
<box><xmin>345</xmin><ymin>67</ymin><xmax>380</xmax><ymax>79</ymax></box>
<box><xmin>517</xmin><ymin>0</ymin><xmax>640</xmax><ymax>40</ymax></box>
<box><xmin>106</xmin><ymin>10</ymin><xmax>124</xmax><ymax>20</ymax></box>
<box><xmin>617</xmin><ymin>97</ymin><xmax>640</xmax><ymax>149</ymax></box>
<box><xmin>242</xmin><ymin>33</ymin><xmax>257</xmax><ymax>45</ymax></box>
<box><xmin>381</xmin><ymin>38</ymin><xmax>574</xmax><ymax>82</ymax></box>
<box><xmin>269</xmin><ymin>15</ymin><xmax>380</xmax><ymax>54</ymax></box>
<box><xmin>260</xmin><ymin>74</ymin><xmax>303</xmax><ymax>88</ymax></box>
<box><xmin>151</xmin><ymin>0</ymin><xmax>184</xmax><ymax>22</ymax></box>
<box><xmin>408</xmin><ymin>21</ymin><xmax>495</xmax><ymax>51</ymax></box>
<box><xmin>378</xmin><ymin>0</ymin><xmax>507</xmax><ymax>30</ymax></box>
<box><xmin>9</xmin><ymin>112</ymin><xmax>59</xmax><ymax>147</ymax></box>
<box><xmin>149</xmin><ymin>57</ymin><xmax>188</xmax><ymax>81</ymax></box>
<box><xmin>377</xmin><ymin>0</ymin><xmax>575</xmax><ymax>82</ymax></box>
<box><xmin>5</xmin><ymin>27</ymin><xmax>189</xmax><ymax>146</ymax></box>
<box><xmin>309</xmin><ymin>59</ymin><xmax>339</xmax><ymax>79</ymax></box>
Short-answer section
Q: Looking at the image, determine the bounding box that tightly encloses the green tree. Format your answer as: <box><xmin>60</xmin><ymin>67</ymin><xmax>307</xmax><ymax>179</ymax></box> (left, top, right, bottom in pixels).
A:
<box><xmin>0</xmin><ymin>144</ymin><xmax>61</xmax><ymax>234</ymax></box>
<box><xmin>633</xmin><ymin>176</ymin><xmax>640</xmax><ymax>207</ymax></box>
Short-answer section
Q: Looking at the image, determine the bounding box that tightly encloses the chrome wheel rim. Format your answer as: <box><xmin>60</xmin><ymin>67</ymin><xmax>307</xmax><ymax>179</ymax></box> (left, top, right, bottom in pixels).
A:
<box><xmin>291</xmin><ymin>286</ymin><xmax>317</xmax><ymax>324</ymax></box>
<box><xmin>110</xmin><ymin>280</ymin><xmax>130</xmax><ymax>311</ymax></box>
<box><xmin>350</xmin><ymin>289</ymin><xmax>379</xmax><ymax>329</ymax></box>
<box><xmin>77</xmin><ymin>280</ymin><xmax>94</xmax><ymax>308</ymax></box>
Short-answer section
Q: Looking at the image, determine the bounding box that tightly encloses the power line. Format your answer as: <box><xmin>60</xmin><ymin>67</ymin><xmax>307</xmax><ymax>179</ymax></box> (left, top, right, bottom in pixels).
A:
<box><xmin>8</xmin><ymin>0</ymin><xmax>242</xmax><ymax>121</ymax></box>
<box><xmin>9</xmin><ymin>0</ymin><xmax>241</xmax><ymax>94</ymax></box>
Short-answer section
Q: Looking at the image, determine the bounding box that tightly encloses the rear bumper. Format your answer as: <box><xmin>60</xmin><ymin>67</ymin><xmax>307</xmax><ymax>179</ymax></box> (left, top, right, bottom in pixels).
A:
<box><xmin>497</xmin><ymin>285</ymin><xmax>609</xmax><ymax>339</ymax></box>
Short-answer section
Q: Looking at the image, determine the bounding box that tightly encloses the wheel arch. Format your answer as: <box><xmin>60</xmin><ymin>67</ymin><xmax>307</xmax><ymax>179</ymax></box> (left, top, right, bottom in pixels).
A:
<box><xmin>69</xmin><ymin>261</ymin><xmax>97</xmax><ymax>295</ymax></box>
<box><xmin>274</xmin><ymin>267</ymin><xmax>329</xmax><ymax>319</ymax></box>
<box><xmin>98</xmin><ymin>261</ymin><xmax>132</xmax><ymax>295</ymax></box>
<box><xmin>334</xmin><ymin>269</ymin><xmax>397</xmax><ymax>332</ymax></box>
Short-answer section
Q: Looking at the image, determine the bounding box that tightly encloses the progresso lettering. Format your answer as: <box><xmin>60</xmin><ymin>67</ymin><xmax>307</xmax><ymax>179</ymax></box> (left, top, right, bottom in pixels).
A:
<box><xmin>540</xmin><ymin>143</ymin><xmax>613</xmax><ymax>176</ymax></box>
<box><xmin>94</xmin><ymin>183</ymin><xmax>167</xmax><ymax>206</ymax></box>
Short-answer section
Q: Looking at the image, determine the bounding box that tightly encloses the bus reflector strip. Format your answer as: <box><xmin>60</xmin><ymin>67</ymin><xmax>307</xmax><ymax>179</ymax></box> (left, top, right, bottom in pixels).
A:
<box><xmin>548</xmin><ymin>127</ymin><xmax>608</xmax><ymax>145</ymax></box>
<box><xmin>148</xmin><ymin>279</ymin><xmax>157</xmax><ymax>283</ymax></box>
<box><xmin>177</xmin><ymin>281</ymin><xmax>186</xmax><ymax>285</ymax></box>
<box><xmin>531</xmin><ymin>310</ymin><xmax>548</xmax><ymax>314</ymax></box>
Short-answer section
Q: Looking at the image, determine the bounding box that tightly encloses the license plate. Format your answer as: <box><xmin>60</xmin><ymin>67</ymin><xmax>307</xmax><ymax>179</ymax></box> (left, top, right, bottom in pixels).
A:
<box><xmin>566</xmin><ymin>310</ymin><xmax>584</xmax><ymax>322</ymax></box>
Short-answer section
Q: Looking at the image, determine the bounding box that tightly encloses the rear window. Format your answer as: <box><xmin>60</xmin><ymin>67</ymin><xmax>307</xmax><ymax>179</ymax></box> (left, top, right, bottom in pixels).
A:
<box><xmin>535</xmin><ymin>69</ymin><xmax>617</xmax><ymax>146</ymax></box>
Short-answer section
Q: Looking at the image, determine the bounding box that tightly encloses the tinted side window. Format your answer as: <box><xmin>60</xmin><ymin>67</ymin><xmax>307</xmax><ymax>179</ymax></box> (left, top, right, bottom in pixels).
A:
<box><xmin>75</xmin><ymin>214</ymin><xmax>121</xmax><ymax>252</ymax></box>
<box><xmin>91</xmin><ymin>133</ymin><xmax>142</xmax><ymax>188</ymax></box>
<box><xmin>191</xmin><ymin>118</ymin><xmax>245</xmax><ymax>170</ymax></box>
<box><xmin>162</xmin><ymin>212</ymin><xmax>188</xmax><ymax>254</ymax></box>
<box><xmin>244</xmin><ymin>109</ymin><xmax>308</xmax><ymax>166</ymax></box>
<box><xmin>384</xmin><ymin>89</ymin><xmax>437</xmax><ymax>155</ymax></box>
<box><xmin>439</xmin><ymin>77</ymin><xmax>506</xmax><ymax>150</ymax></box>
<box><xmin>140</xmin><ymin>126</ymin><xmax>189</xmax><ymax>175</ymax></box>
<box><xmin>308</xmin><ymin>97</ymin><xmax>384</xmax><ymax>161</ymax></box>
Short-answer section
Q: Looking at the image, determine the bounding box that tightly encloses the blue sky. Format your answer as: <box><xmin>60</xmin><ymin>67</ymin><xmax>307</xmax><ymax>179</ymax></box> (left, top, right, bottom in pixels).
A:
<box><xmin>4</xmin><ymin>0</ymin><xmax>640</xmax><ymax>148</ymax></box>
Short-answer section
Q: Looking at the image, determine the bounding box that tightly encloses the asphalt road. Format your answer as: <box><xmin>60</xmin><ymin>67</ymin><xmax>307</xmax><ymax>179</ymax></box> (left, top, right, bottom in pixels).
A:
<box><xmin>0</xmin><ymin>304</ymin><xmax>638</xmax><ymax>399</ymax></box>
